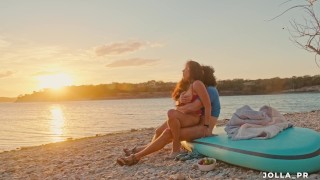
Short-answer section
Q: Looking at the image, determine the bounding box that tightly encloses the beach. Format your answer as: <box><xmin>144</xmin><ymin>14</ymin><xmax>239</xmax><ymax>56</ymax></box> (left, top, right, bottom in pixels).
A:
<box><xmin>0</xmin><ymin>110</ymin><xmax>319</xmax><ymax>180</ymax></box>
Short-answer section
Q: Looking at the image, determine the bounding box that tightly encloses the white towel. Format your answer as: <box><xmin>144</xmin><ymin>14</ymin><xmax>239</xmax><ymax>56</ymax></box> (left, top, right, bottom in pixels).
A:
<box><xmin>225</xmin><ymin>105</ymin><xmax>292</xmax><ymax>140</ymax></box>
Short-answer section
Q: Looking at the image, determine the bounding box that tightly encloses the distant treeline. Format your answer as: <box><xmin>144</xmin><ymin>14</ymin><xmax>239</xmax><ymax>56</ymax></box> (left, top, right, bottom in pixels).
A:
<box><xmin>0</xmin><ymin>97</ymin><xmax>16</xmax><ymax>102</ymax></box>
<box><xmin>218</xmin><ymin>75</ymin><xmax>320</xmax><ymax>95</ymax></box>
<box><xmin>16</xmin><ymin>81</ymin><xmax>176</xmax><ymax>102</ymax></box>
<box><xmin>16</xmin><ymin>75</ymin><xmax>320</xmax><ymax>102</ymax></box>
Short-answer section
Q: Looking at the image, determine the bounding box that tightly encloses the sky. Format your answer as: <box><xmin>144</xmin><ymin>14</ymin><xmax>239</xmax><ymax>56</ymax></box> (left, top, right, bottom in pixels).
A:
<box><xmin>0</xmin><ymin>0</ymin><xmax>319</xmax><ymax>97</ymax></box>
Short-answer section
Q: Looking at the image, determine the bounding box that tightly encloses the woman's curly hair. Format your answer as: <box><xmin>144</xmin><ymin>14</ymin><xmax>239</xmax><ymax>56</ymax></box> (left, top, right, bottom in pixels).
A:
<box><xmin>202</xmin><ymin>65</ymin><xmax>217</xmax><ymax>87</ymax></box>
<box><xmin>171</xmin><ymin>60</ymin><xmax>203</xmax><ymax>100</ymax></box>
<box><xmin>171</xmin><ymin>62</ymin><xmax>217</xmax><ymax>100</ymax></box>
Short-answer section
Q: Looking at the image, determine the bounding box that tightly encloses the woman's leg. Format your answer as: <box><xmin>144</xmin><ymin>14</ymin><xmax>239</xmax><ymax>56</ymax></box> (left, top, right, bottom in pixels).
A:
<box><xmin>117</xmin><ymin>117</ymin><xmax>217</xmax><ymax>165</ymax></box>
<box><xmin>167</xmin><ymin>109</ymin><xmax>201</xmax><ymax>153</ymax></box>
<box><xmin>128</xmin><ymin>118</ymin><xmax>215</xmax><ymax>161</ymax></box>
<box><xmin>138</xmin><ymin>115</ymin><xmax>217</xmax><ymax>153</ymax></box>
<box><xmin>124</xmin><ymin>121</ymin><xmax>168</xmax><ymax>155</ymax></box>
<box><xmin>152</xmin><ymin>121</ymin><xmax>168</xmax><ymax>141</ymax></box>
<box><xmin>134</xmin><ymin>128</ymin><xmax>172</xmax><ymax>160</ymax></box>
<box><xmin>135</xmin><ymin>116</ymin><xmax>216</xmax><ymax>155</ymax></box>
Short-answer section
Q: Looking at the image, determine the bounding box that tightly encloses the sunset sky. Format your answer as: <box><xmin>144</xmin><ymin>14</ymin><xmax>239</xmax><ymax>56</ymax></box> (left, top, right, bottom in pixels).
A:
<box><xmin>0</xmin><ymin>0</ymin><xmax>319</xmax><ymax>97</ymax></box>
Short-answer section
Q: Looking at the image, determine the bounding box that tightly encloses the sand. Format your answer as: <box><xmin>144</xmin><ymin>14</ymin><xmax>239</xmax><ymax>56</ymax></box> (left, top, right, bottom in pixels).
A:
<box><xmin>0</xmin><ymin>110</ymin><xmax>319</xmax><ymax>180</ymax></box>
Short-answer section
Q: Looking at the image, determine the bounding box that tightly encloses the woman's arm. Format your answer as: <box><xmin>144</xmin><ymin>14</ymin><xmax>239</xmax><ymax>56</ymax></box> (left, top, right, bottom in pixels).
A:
<box><xmin>193</xmin><ymin>80</ymin><xmax>211</xmax><ymax>126</ymax></box>
<box><xmin>176</xmin><ymin>99</ymin><xmax>202</xmax><ymax>113</ymax></box>
<box><xmin>176</xmin><ymin>91</ymin><xmax>192</xmax><ymax>106</ymax></box>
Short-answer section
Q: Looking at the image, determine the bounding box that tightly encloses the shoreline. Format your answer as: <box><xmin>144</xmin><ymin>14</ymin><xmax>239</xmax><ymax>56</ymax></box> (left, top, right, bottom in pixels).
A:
<box><xmin>1</xmin><ymin>91</ymin><xmax>319</xmax><ymax>103</ymax></box>
<box><xmin>2</xmin><ymin>108</ymin><xmax>317</xmax><ymax>154</ymax></box>
<box><xmin>0</xmin><ymin>110</ymin><xmax>319</xmax><ymax>179</ymax></box>
<box><xmin>0</xmin><ymin>127</ymin><xmax>156</xmax><ymax>154</ymax></box>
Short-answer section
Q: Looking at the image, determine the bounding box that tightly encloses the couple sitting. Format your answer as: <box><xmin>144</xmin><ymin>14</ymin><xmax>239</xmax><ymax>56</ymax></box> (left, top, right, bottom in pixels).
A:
<box><xmin>117</xmin><ymin>60</ymin><xmax>221</xmax><ymax>166</ymax></box>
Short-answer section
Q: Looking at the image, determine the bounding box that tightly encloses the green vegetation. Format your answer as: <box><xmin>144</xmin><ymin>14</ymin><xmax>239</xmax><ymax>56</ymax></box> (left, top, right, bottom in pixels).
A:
<box><xmin>16</xmin><ymin>81</ymin><xmax>175</xmax><ymax>102</ymax></box>
<box><xmin>15</xmin><ymin>75</ymin><xmax>320</xmax><ymax>102</ymax></box>
<box><xmin>218</xmin><ymin>75</ymin><xmax>320</xmax><ymax>95</ymax></box>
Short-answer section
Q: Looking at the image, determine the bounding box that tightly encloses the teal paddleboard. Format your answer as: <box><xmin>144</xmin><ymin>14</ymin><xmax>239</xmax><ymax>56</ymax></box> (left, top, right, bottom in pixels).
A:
<box><xmin>182</xmin><ymin>126</ymin><xmax>320</xmax><ymax>173</ymax></box>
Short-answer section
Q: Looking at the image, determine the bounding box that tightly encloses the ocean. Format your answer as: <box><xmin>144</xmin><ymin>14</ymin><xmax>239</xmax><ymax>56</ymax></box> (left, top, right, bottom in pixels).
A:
<box><xmin>1</xmin><ymin>93</ymin><xmax>319</xmax><ymax>152</ymax></box>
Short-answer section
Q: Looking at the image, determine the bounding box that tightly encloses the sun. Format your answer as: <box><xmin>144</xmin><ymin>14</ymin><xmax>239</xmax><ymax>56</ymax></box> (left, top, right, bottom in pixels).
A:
<box><xmin>38</xmin><ymin>73</ymin><xmax>73</xmax><ymax>90</ymax></box>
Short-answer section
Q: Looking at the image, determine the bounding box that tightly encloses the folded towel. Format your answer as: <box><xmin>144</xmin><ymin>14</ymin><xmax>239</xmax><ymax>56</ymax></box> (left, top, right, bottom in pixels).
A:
<box><xmin>225</xmin><ymin>105</ymin><xmax>292</xmax><ymax>140</ymax></box>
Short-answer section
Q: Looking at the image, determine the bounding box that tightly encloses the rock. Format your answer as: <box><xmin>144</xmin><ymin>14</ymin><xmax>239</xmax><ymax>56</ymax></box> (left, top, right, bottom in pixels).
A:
<box><xmin>213</xmin><ymin>175</ymin><xmax>223</xmax><ymax>180</ymax></box>
<box><xmin>68</xmin><ymin>175</ymin><xmax>76</xmax><ymax>180</ymax></box>
<box><xmin>217</xmin><ymin>172</ymin><xmax>226</xmax><ymax>177</ymax></box>
<box><xmin>67</xmin><ymin>160</ymin><xmax>75</xmax><ymax>164</ymax></box>
<box><xmin>134</xmin><ymin>171</ymin><xmax>143</xmax><ymax>176</ymax></box>
<box><xmin>185</xmin><ymin>160</ymin><xmax>193</xmax><ymax>163</ymax></box>
<box><xmin>28</xmin><ymin>174</ymin><xmax>39</xmax><ymax>179</ymax></box>
<box><xmin>135</xmin><ymin>176</ymin><xmax>144</xmax><ymax>179</ymax></box>
<box><xmin>170</xmin><ymin>167</ymin><xmax>179</xmax><ymax>174</ymax></box>
<box><xmin>53</xmin><ymin>174</ymin><xmax>63</xmax><ymax>179</ymax></box>
<box><xmin>176</xmin><ymin>173</ymin><xmax>185</xmax><ymax>180</ymax></box>
<box><xmin>148</xmin><ymin>168</ymin><xmax>156</xmax><ymax>174</ymax></box>
<box><xmin>57</xmin><ymin>160</ymin><xmax>64</xmax><ymax>164</ymax></box>
<box><xmin>25</xmin><ymin>168</ymin><xmax>36</xmax><ymax>174</ymax></box>
<box><xmin>75</xmin><ymin>174</ymin><xmax>82</xmax><ymax>180</ymax></box>
<box><xmin>309</xmin><ymin>174</ymin><xmax>319</xmax><ymax>179</ymax></box>
<box><xmin>149</xmin><ymin>176</ymin><xmax>158</xmax><ymax>180</ymax></box>
<box><xmin>205</xmin><ymin>171</ymin><xmax>219</xmax><ymax>178</ymax></box>
<box><xmin>169</xmin><ymin>175</ymin><xmax>175</xmax><ymax>180</ymax></box>
<box><xmin>169</xmin><ymin>173</ymin><xmax>185</xmax><ymax>180</ymax></box>
<box><xmin>89</xmin><ymin>169</ymin><xmax>95</xmax><ymax>174</ymax></box>
<box><xmin>95</xmin><ymin>168</ymin><xmax>104</xmax><ymax>174</ymax></box>
<box><xmin>192</xmin><ymin>164</ymin><xmax>198</xmax><ymax>170</ymax></box>
<box><xmin>159</xmin><ymin>170</ymin><xmax>167</xmax><ymax>175</ymax></box>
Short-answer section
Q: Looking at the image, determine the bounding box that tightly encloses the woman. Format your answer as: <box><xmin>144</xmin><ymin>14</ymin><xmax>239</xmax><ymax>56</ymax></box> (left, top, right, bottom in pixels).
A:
<box><xmin>167</xmin><ymin>61</ymin><xmax>212</xmax><ymax>156</ymax></box>
<box><xmin>117</xmin><ymin>64</ymin><xmax>220</xmax><ymax>166</ymax></box>
<box><xmin>124</xmin><ymin>60</ymin><xmax>209</xmax><ymax>156</ymax></box>
<box><xmin>176</xmin><ymin>65</ymin><xmax>220</xmax><ymax>132</ymax></box>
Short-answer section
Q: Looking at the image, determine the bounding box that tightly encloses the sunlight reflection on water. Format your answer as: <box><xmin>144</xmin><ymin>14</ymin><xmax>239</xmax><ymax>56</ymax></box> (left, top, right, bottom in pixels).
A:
<box><xmin>50</xmin><ymin>105</ymin><xmax>65</xmax><ymax>143</ymax></box>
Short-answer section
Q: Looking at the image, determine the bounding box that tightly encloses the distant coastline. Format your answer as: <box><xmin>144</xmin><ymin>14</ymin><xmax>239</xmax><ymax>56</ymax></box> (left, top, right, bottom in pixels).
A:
<box><xmin>2</xmin><ymin>75</ymin><xmax>320</xmax><ymax>103</ymax></box>
<box><xmin>7</xmin><ymin>86</ymin><xmax>320</xmax><ymax>103</ymax></box>
<box><xmin>0</xmin><ymin>97</ymin><xmax>16</xmax><ymax>103</ymax></box>
<box><xmin>1</xmin><ymin>88</ymin><xmax>319</xmax><ymax>103</ymax></box>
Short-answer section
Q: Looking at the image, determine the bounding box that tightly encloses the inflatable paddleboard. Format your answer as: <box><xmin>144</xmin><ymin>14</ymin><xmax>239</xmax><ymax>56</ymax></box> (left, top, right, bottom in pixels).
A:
<box><xmin>182</xmin><ymin>126</ymin><xmax>320</xmax><ymax>173</ymax></box>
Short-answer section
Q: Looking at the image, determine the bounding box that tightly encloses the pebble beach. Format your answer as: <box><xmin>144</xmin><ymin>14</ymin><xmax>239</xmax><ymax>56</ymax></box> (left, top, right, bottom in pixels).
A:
<box><xmin>0</xmin><ymin>110</ymin><xmax>319</xmax><ymax>180</ymax></box>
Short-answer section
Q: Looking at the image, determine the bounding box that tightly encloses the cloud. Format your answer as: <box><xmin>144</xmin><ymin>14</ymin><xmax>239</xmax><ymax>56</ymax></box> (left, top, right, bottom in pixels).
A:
<box><xmin>106</xmin><ymin>58</ymin><xmax>160</xmax><ymax>68</ymax></box>
<box><xmin>95</xmin><ymin>41</ymin><xmax>146</xmax><ymax>56</ymax></box>
<box><xmin>95</xmin><ymin>41</ymin><xmax>163</xmax><ymax>56</ymax></box>
<box><xmin>0</xmin><ymin>71</ymin><xmax>14</xmax><ymax>78</ymax></box>
<box><xmin>32</xmin><ymin>71</ymin><xmax>60</xmax><ymax>76</ymax></box>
